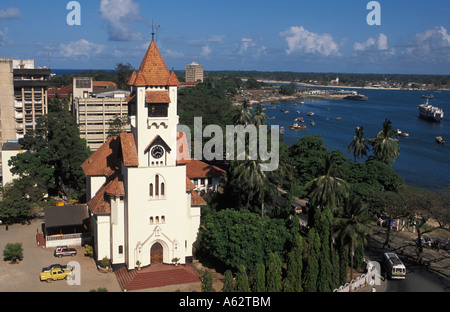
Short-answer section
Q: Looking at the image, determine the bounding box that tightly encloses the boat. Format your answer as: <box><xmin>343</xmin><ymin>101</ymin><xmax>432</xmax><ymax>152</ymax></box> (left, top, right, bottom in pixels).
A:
<box><xmin>280</xmin><ymin>126</ymin><xmax>285</xmax><ymax>134</ymax></box>
<box><xmin>418</xmin><ymin>99</ymin><xmax>444</xmax><ymax>122</ymax></box>
<box><xmin>335</xmin><ymin>117</ymin><xmax>342</xmax><ymax>120</ymax></box>
<box><xmin>310</xmin><ymin>121</ymin><xmax>316</xmax><ymax>126</ymax></box>
<box><xmin>396</xmin><ymin>129</ymin><xmax>409</xmax><ymax>137</ymax></box>
<box><xmin>296</xmin><ymin>111</ymin><xmax>301</xmax><ymax>114</ymax></box>
<box><xmin>343</xmin><ymin>94</ymin><xmax>367</xmax><ymax>101</ymax></box>
<box><xmin>290</xmin><ymin>123</ymin><xmax>307</xmax><ymax>130</ymax></box>
<box><xmin>307</xmin><ymin>112</ymin><xmax>314</xmax><ymax>116</ymax></box>
<box><xmin>300</xmin><ymin>101</ymin><xmax>305</xmax><ymax>105</ymax></box>
<box><xmin>436</xmin><ymin>136</ymin><xmax>445</xmax><ymax>144</ymax></box>
<box><xmin>295</xmin><ymin>117</ymin><xmax>304</xmax><ymax>122</ymax></box>
<box><xmin>268</xmin><ymin>117</ymin><xmax>276</xmax><ymax>120</ymax></box>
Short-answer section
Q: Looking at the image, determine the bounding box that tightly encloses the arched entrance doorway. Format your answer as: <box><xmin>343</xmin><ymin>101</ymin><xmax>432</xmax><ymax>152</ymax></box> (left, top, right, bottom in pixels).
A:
<box><xmin>150</xmin><ymin>242</ymin><xmax>163</xmax><ymax>264</ymax></box>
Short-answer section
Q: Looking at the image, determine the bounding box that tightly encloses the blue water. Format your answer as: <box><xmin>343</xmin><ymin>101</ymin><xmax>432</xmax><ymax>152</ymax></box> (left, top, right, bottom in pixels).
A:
<box><xmin>263</xmin><ymin>89</ymin><xmax>450</xmax><ymax>191</ymax></box>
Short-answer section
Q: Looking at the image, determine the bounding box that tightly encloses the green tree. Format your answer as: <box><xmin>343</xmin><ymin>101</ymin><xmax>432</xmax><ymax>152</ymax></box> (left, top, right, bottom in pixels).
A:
<box><xmin>9</xmin><ymin>101</ymin><xmax>91</xmax><ymax>202</ymax></box>
<box><xmin>305</xmin><ymin>153</ymin><xmax>349</xmax><ymax>227</ymax></box>
<box><xmin>201</xmin><ymin>270</ymin><xmax>215</xmax><ymax>292</ymax></box>
<box><xmin>251</xmin><ymin>103</ymin><xmax>267</xmax><ymax>127</ymax></box>
<box><xmin>284</xmin><ymin>233</ymin><xmax>303</xmax><ymax>292</ymax></box>
<box><xmin>333</xmin><ymin>197</ymin><xmax>372</xmax><ymax>282</ymax></box>
<box><xmin>304</xmin><ymin>229</ymin><xmax>320</xmax><ymax>292</ymax></box>
<box><xmin>0</xmin><ymin>194</ymin><xmax>32</xmax><ymax>223</ymax></box>
<box><xmin>250</xmin><ymin>263</ymin><xmax>266</xmax><ymax>292</ymax></box>
<box><xmin>348</xmin><ymin>126</ymin><xmax>371</xmax><ymax>161</ymax></box>
<box><xmin>234</xmin><ymin>264</ymin><xmax>249</xmax><ymax>292</ymax></box>
<box><xmin>232</xmin><ymin>99</ymin><xmax>252</xmax><ymax>126</ymax></box>
<box><xmin>371</xmin><ymin>119</ymin><xmax>400</xmax><ymax>165</ymax></box>
<box><xmin>266</xmin><ymin>252</ymin><xmax>282</xmax><ymax>292</ymax></box>
<box><xmin>3</xmin><ymin>243</ymin><xmax>23</xmax><ymax>263</ymax></box>
<box><xmin>222</xmin><ymin>270</ymin><xmax>235</xmax><ymax>292</ymax></box>
<box><xmin>107</xmin><ymin>115</ymin><xmax>129</xmax><ymax>138</ymax></box>
<box><xmin>316</xmin><ymin>209</ymin><xmax>333</xmax><ymax>292</ymax></box>
<box><xmin>116</xmin><ymin>63</ymin><xmax>135</xmax><ymax>90</ymax></box>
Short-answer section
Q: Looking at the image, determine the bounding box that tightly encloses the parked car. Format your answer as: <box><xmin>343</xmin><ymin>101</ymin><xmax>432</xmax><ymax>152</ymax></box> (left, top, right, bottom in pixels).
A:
<box><xmin>40</xmin><ymin>267</ymin><xmax>73</xmax><ymax>283</ymax></box>
<box><xmin>41</xmin><ymin>264</ymin><xmax>72</xmax><ymax>272</ymax></box>
<box><xmin>54</xmin><ymin>246</ymin><xmax>77</xmax><ymax>258</ymax></box>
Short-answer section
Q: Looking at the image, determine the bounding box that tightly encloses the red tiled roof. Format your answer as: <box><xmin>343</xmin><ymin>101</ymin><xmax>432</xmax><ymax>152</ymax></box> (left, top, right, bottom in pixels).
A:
<box><xmin>186</xmin><ymin>177</ymin><xmax>196</xmax><ymax>191</ymax></box>
<box><xmin>104</xmin><ymin>175</ymin><xmax>125</xmax><ymax>196</ymax></box>
<box><xmin>186</xmin><ymin>159</ymin><xmax>225</xmax><ymax>179</ymax></box>
<box><xmin>88</xmin><ymin>182</ymin><xmax>111</xmax><ymax>214</ymax></box>
<box><xmin>120</xmin><ymin>132</ymin><xmax>139</xmax><ymax>167</ymax></box>
<box><xmin>81</xmin><ymin>136</ymin><xmax>121</xmax><ymax>177</ymax></box>
<box><xmin>93</xmin><ymin>81</ymin><xmax>117</xmax><ymax>88</ymax></box>
<box><xmin>191</xmin><ymin>190</ymin><xmax>207</xmax><ymax>206</ymax></box>
<box><xmin>146</xmin><ymin>91</ymin><xmax>170</xmax><ymax>103</ymax></box>
<box><xmin>128</xmin><ymin>40</ymin><xmax>173</xmax><ymax>86</ymax></box>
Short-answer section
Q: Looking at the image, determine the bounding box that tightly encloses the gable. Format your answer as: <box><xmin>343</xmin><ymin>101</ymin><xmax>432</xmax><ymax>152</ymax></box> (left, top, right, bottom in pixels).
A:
<box><xmin>144</xmin><ymin>135</ymin><xmax>172</xmax><ymax>154</ymax></box>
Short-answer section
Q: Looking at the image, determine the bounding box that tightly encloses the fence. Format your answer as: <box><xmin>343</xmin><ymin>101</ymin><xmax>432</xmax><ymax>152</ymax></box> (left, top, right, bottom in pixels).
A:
<box><xmin>45</xmin><ymin>232</ymin><xmax>91</xmax><ymax>248</ymax></box>
<box><xmin>333</xmin><ymin>259</ymin><xmax>380</xmax><ymax>292</ymax></box>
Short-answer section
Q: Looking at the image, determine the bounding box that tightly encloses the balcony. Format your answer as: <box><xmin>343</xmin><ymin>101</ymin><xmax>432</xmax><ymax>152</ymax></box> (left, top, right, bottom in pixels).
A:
<box><xmin>15</xmin><ymin>112</ymin><xmax>23</xmax><ymax>119</ymax></box>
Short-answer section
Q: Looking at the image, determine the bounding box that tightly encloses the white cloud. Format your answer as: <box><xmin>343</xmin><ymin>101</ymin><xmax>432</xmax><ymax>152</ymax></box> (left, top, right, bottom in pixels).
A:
<box><xmin>99</xmin><ymin>0</ymin><xmax>143</xmax><ymax>41</ymax></box>
<box><xmin>354</xmin><ymin>33</ymin><xmax>390</xmax><ymax>51</ymax></box>
<box><xmin>59</xmin><ymin>39</ymin><xmax>106</xmax><ymax>58</ymax></box>
<box><xmin>402</xmin><ymin>26</ymin><xmax>450</xmax><ymax>63</ymax></box>
<box><xmin>164</xmin><ymin>49</ymin><xmax>184</xmax><ymax>59</ymax></box>
<box><xmin>239</xmin><ymin>37</ymin><xmax>256</xmax><ymax>54</ymax></box>
<box><xmin>200</xmin><ymin>45</ymin><xmax>212</xmax><ymax>58</ymax></box>
<box><xmin>279</xmin><ymin>26</ymin><xmax>340</xmax><ymax>57</ymax></box>
<box><xmin>0</xmin><ymin>8</ymin><xmax>22</xmax><ymax>20</ymax></box>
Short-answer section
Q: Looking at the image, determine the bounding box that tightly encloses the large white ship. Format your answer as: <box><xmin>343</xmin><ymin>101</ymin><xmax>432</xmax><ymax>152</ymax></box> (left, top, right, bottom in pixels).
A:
<box><xmin>417</xmin><ymin>99</ymin><xmax>444</xmax><ymax>122</ymax></box>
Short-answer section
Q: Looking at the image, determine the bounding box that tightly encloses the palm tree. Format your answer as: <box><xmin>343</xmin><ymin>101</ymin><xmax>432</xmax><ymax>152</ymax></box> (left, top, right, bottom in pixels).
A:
<box><xmin>348</xmin><ymin>126</ymin><xmax>371</xmax><ymax>161</ymax></box>
<box><xmin>371</xmin><ymin>119</ymin><xmax>400</xmax><ymax>165</ymax></box>
<box><xmin>305</xmin><ymin>154</ymin><xmax>349</xmax><ymax>223</ymax></box>
<box><xmin>333</xmin><ymin>197</ymin><xmax>372</xmax><ymax>283</ymax></box>
<box><xmin>252</xmin><ymin>104</ymin><xmax>267</xmax><ymax>127</ymax></box>
<box><xmin>232</xmin><ymin>158</ymin><xmax>275</xmax><ymax>218</ymax></box>
<box><xmin>233</xmin><ymin>99</ymin><xmax>252</xmax><ymax>126</ymax></box>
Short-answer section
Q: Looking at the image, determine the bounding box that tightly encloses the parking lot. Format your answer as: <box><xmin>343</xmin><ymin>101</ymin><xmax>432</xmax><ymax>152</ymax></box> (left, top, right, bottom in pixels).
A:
<box><xmin>0</xmin><ymin>218</ymin><xmax>121</xmax><ymax>292</ymax></box>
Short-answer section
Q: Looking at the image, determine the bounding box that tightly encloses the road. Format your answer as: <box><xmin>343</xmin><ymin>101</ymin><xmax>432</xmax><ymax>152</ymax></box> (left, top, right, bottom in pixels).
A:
<box><xmin>386</xmin><ymin>258</ymin><xmax>450</xmax><ymax>292</ymax></box>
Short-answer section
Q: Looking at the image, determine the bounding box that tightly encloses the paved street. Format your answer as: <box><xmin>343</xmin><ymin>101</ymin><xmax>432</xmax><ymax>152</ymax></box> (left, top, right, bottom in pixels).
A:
<box><xmin>0</xmin><ymin>218</ymin><xmax>121</xmax><ymax>292</ymax></box>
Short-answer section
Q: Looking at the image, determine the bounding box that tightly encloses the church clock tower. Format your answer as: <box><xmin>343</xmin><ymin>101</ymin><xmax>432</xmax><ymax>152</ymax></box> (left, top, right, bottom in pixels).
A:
<box><xmin>128</xmin><ymin>35</ymin><xmax>180</xmax><ymax>168</ymax></box>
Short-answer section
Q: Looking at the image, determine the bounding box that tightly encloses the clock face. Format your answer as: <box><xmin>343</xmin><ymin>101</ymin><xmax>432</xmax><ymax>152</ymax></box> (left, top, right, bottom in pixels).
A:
<box><xmin>151</xmin><ymin>145</ymin><xmax>164</xmax><ymax>159</ymax></box>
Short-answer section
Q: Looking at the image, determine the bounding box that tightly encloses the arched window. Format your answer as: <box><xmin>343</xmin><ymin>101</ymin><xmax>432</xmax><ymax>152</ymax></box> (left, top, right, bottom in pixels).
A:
<box><xmin>161</xmin><ymin>182</ymin><xmax>165</xmax><ymax>196</ymax></box>
<box><xmin>155</xmin><ymin>175</ymin><xmax>160</xmax><ymax>196</ymax></box>
<box><xmin>149</xmin><ymin>183</ymin><xmax>154</xmax><ymax>197</ymax></box>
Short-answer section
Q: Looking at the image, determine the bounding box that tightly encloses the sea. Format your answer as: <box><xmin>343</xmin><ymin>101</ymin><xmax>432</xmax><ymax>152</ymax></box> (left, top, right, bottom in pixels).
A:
<box><xmin>262</xmin><ymin>88</ymin><xmax>450</xmax><ymax>192</ymax></box>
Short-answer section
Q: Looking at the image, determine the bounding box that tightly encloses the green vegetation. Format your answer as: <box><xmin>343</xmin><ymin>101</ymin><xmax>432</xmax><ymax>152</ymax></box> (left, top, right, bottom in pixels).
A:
<box><xmin>3</xmin><ymin>243</ymin><xmax>23</xmax><ymax>263</ymax></box>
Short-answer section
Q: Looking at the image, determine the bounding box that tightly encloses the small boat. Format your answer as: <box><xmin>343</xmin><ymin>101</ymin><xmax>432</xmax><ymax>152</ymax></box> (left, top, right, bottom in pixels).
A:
<box><xmin>300</xmin><ymin>101</ymin><xmax>305</xmax><ymax>105</ymax></box>
<box><xmin>290</xmin><ymin>123</ymin><xmax>307</xmax><ymax>130</ymax></box>
<box><xmin>280</xmin><ymin>126</ymin><xmax>285</xmax><ymax>135</ymax></box>
<box><xmin>307</xmin><ymin>112</ymin><xmax>314</xmax><ymax>116</ymax></box>
<box><xmin>268</xmin><ymin>117</ymin><xmax>276</xmax><ymax>120</ymax></box>
<box><xmin>295</xmin><ymin>117</ymin><xmax>304</xmax><ymax>122</ymax></box>
<box><xmin>310</xmin><ymin>121</ymin><xmax>316</xmax><ymax>126</ymax></box>
<box><xmin>280</xmin><ymin>109</ymin><xmax>290</xmax><ymax>114</ymax></box>
<box><xmin>335</xmin><ymin>117</ymin><xmax>342</xmax><ymax>120</ymax></box>
<box><xmin>436</xmin><ymin>136</ymin><xmax>445</xmax><ymax>144</ymax></box>
<box><xmin>296</xmin><ymin>111</ymin><xmax>301</xmax><ymax>114</ymax></box>
<box><xmin>396</xmin><ymin>129</ymin><xmax>410</xmax><ymax>137</ymax></box>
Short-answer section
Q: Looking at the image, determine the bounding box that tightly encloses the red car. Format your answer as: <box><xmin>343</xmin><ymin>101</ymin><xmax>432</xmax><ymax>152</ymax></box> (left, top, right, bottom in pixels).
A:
<box><xmin>54</xmin><ymin>246</ymin><xmax>77</xmax><ymax>258</ymax></box>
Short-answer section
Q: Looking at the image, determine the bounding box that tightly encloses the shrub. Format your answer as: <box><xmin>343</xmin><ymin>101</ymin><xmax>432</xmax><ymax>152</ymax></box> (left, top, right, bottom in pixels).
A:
<box><xmin>3</xmin><ymin>243</ymin><xmax>23</xmax><ymax>263</ymax></box>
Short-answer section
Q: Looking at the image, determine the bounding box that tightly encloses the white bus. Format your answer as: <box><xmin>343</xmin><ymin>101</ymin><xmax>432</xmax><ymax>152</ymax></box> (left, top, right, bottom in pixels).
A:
<box><xmin>383</xmin><ymin>252</ymin><xmax>406</xmax><ymax>280</ymax></box>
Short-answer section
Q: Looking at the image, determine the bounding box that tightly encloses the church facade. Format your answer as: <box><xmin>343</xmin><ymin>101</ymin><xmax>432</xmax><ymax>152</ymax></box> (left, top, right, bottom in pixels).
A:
<box><xmin>82</xmin><ymin>38</ymin><xmax>206</xmax><ymax>270</ymax></box>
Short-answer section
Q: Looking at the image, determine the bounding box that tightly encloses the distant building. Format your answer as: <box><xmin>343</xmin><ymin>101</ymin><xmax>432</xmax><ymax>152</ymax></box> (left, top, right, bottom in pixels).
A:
<box><xmin>72</xmin><ymin>77</ymin><xmax>130</xmax><ymax>151</ymax></box>
<box><xmin>185</xmin><ymin>62</ymin><xmax>204</xmax><ymax>83</ymax></box>
<box><xmin>1</xmin><ymin>142</ymin><xmax>25</xmax><ymax>187</ymax></box>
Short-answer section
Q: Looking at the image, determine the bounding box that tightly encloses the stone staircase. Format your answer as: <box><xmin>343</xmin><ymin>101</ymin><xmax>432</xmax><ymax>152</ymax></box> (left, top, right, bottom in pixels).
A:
<box><xmin>115</xmin><ymin>263</ymin><xmax>201</xmax><ymax>291</ymax></box>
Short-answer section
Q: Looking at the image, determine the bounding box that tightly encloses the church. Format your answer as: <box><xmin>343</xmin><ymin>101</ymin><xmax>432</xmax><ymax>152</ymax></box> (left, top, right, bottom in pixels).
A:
<box><xmin>81</xmin><ymin>36</ymin><xmax>207</xmax><ymax>270</ymax></box>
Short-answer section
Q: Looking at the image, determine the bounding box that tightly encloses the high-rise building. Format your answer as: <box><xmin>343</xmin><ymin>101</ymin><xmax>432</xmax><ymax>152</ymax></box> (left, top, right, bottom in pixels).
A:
<box><xmin>185</xmin><ymin>62</ymin><xmax>204</xmax><ymax>83</ymax></box>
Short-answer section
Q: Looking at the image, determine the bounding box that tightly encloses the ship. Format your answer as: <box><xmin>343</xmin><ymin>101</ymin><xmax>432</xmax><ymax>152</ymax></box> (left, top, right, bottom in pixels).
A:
<box><xmin>417</xmin><ymin>99</ymin><xmax>444</xmax><ymax>122</ymax></box>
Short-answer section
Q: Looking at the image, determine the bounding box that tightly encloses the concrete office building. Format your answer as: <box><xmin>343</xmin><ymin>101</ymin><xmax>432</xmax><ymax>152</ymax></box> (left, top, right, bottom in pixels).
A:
<box><xmin>185</xmin><ymin>62</ymin><xmax>204</xmax><ymax>83</ymax></box>
<box><xmin>72</xmin><ymin>77</ymin><xmax>130</xmax><ymax>151</ymax></box>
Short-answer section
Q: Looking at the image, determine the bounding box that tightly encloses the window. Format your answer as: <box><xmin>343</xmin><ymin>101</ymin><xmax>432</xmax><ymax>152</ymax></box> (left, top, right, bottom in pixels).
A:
<box><xmin>150</xmin><ymin>217</ymin><xmax>154</xmax><ymax>224</ymax></box>
<box><xmin>161</xmin><ymin>183</ymin><xmax>165</xmax><ymax>196</ymax></box>
<box><xmin>148</xmin><ymin>103</ymin><xmax>168</xmax><ymax>117</ymax></box>
<box><xmin>155</xmin><ymin>175</ymin><xmax>160</xmax><ymax>196</ymax></box>
<box><xmin>149</xmin><ymin>183</ymin><xmax>154</xmax><ymax>197</ymax></box>
<box><xmin>161</xmin><ymin>216</ymin><xmax>165</xmax><ymax>223</ymax></box>
<box><xmin>118</xmin><ymin>245</ymin><xmax>123</xmax><ymax>254</ymax></box>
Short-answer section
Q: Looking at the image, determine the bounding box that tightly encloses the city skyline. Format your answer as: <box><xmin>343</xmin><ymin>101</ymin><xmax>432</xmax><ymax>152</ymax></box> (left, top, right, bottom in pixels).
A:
<box><xmin>0</xmin><ymin>0</ymin><xmax>449</xmax><ymax>74</ymax></box>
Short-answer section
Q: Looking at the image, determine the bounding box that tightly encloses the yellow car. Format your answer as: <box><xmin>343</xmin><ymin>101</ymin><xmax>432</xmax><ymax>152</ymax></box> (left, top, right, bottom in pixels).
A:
<box><xmin>40</xmin><ymin>267</ymin><xmax>73</xmax><ymax>283</ymax></box>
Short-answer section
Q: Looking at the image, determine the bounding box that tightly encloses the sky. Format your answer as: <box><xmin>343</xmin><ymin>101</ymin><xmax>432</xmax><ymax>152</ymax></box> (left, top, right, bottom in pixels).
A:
<box><xmin>0</xmin><ymin>0</ymin><xmax>449</xmax><ymax>75</ymax></box>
